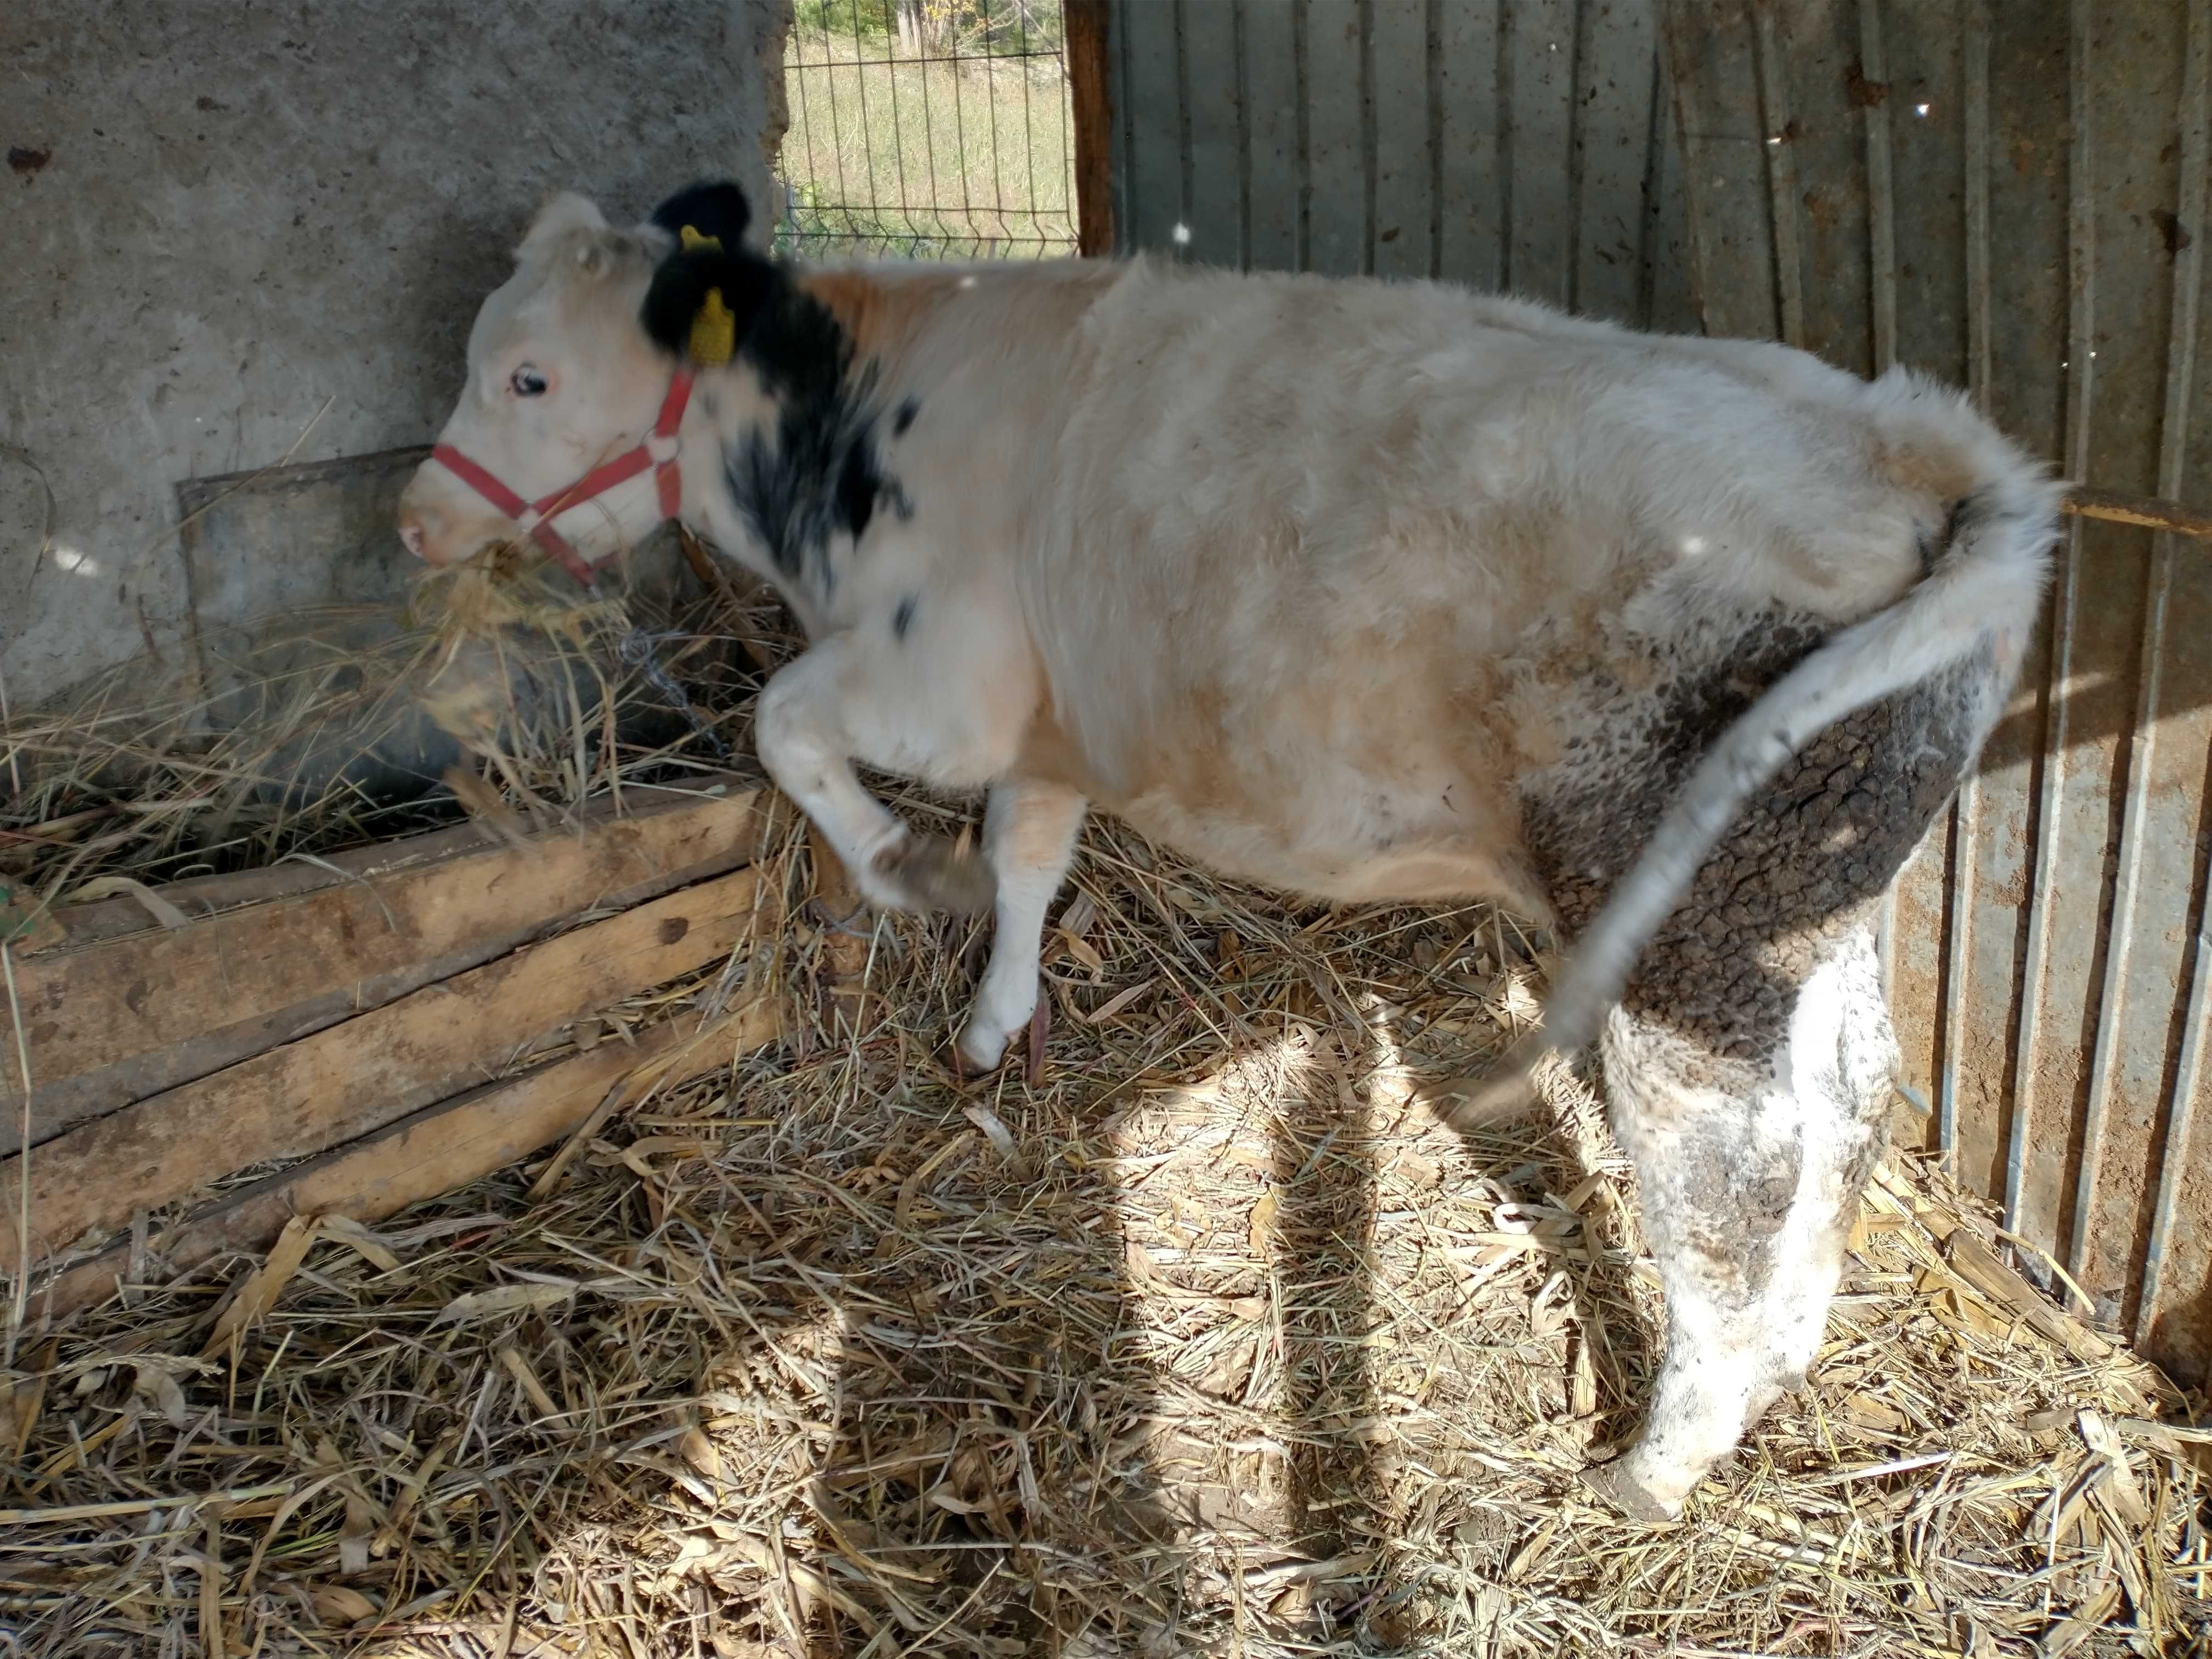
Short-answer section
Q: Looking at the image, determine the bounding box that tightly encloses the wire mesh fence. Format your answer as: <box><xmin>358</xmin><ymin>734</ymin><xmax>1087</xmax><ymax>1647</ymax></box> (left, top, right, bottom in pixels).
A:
<box><xmin>774</xmin><ymin>0</ymin><xmax>1080</xmax><ymax>262</ymax></box>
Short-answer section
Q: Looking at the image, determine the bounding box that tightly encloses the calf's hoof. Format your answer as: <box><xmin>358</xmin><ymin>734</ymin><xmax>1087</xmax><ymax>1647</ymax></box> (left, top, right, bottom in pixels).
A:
<box><xmin>868</xmin><ymin>834</ymin><xmax>997</xmax><ymax>916</ymax></box>
<box><xmin>956</xmin><ymin>1019</ymin><xmax>1016</xmax><ymax>1074</ymax></box>
<box><xmin>1579</xmin><ymin>1459</ymin><xmax>1683</xmax><ymax>1523</ymax></box>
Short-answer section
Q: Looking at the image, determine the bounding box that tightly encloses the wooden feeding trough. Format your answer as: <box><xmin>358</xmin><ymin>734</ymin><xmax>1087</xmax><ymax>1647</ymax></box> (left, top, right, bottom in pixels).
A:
<box><xmin>0</xmin><ymin>775</ymin><xmax>797</xmax><ymax>1323</ymax></box>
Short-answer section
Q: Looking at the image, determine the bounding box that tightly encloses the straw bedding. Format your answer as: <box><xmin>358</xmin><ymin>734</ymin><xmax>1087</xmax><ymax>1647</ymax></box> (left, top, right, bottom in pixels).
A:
<box><xmin>2</xmin><ymin>553</ymin><xmax>2206</xmax><ymax>1658</ymax></box>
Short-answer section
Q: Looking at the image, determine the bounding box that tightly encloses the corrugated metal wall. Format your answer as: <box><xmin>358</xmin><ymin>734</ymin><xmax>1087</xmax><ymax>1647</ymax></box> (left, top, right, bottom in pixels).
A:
<box><xmin>1659</xmin><ymin>0</ymin><xmax>2212</xmax><ymax>1390</ymax></box>
<box><xmin>1105</xmin><ymin>0</ymin><xmax>1698</xmax><ymax>329</ymax></box>
<box><xmin>1102</xmin><ymin>0</ymin><xmax>2212</xmax><ymax>1387</ymax></box>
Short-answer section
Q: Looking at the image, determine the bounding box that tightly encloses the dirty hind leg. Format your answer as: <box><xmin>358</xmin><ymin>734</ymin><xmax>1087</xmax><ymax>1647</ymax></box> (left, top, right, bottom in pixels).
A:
<box><xmin>1588</xmin><ymin>939</ymin><xmax>1898</xmax><ymax>1521</ymax></box>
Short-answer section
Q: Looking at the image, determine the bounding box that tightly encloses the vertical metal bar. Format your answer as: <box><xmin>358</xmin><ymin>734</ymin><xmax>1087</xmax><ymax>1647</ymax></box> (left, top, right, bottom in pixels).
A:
<box><xmin>980</xmin><ymin>0</ymin><xmax>1012</xmax><ymax>245</ymax></box>
<box><xmin>884</xmin><ymin>0</ymin><xmax>918</xmax><ymax>246</ymax></box>
<box><xmin>1058</xmin><ymin>4</ymin><xmax>1077</xmax><ymax>253</ymax></box>
<box><xmin>788</xmin><ymin>24</ymin><xmax>826</xmax><ymax>256</ymax></box>
<box><xmin>2136</xmin><ymin>0</ymin><xmax>2212</xmax><ymax>1351</ymax></box>
<box><xmin>820</xmin><ymin>13</ymin><xmax>857</xmax><ymax>235</ymax></box>
<box><xmin>1563</xmin><ymin>0</ymin><xmax>1588</xmax><ymax>313</ymax></box>
<box><xmin>1936</xmin><ymin>0</ymin><xmax>1993</xmax><ymax>1173</ymax></box>
<box><xmin>1427</xmin><ymin>0</ymin><xmax>1445</xmax><ymax>280</ymax></box>
<box><xmin>1295</xmin><ymin>0</ymin><xmax>1313</xmax><ymax>270</ymax></box>
<box><xmin>2013</xmin><ymin>0</ymin><xmax>2097</xmax><ymax>1267</ymax></box>
<box><xmin>1859</xmin><ymin>0</ymin><xmax>1898</xmax><ymax>376</ymax></box>
<box><xmin>1858</xmin><ymin>0</ymin><xmax>1903</xmax><ymax>1019</ymax></box>
<box><xmin>1746</xmin><ymin>0</ymin><xmax>1803</xmax><ymax>349</ymax></box>
<box><xmin>1496</xmin><ymin>0</ymin><xmax>1515</xmax><ymax>291</ymax></box>
<box><xmin>1174</xmin><ymin>0</ymin><xmax>1194</xmax><ymax>256</ymax></box>
<box><xmin>1359</xmin><ymin>0</ymin><xmax>1377</xmax><ymax>276</ymax></box>
<box><xmin>1016</xmin><ymin>0</ymin><xmax>1043</xmax><ymax>251</ymax></box>
<box><xmin>1962</xmin><ymin>0</ymin><xmax>1991</xmax><ymax>411</ymax></box>
<box><xmin>850</xmin><ymin>0</ymin><xmax>882</xmax><ymax>236</ymax></box>
<box><xmin>1635</xmin><ymin>45</ymin><xmax>1664</xmax><ymax>329</ymax></box>
<box><xmin>1177</xmin><ymin>0</ymin><xmax>1240</xmax><ymax>266</ymax></box>
<box><xmin>1115</xmin><ymin>0</ymin><xmax>1137</xmax><ymax>251</ymax></box>
<box><xmin>1435</xmin><ymin>0</ymin><xmax>1504</xmax><ymax>291</ymax></box>
<box><xmin>918</xmin><ymin>0</ymin><xmax>950</xmax><ymax>240</ymax></box>
<box><xmin>1235</xmin><ymin>0</ymin><xmax>1255</xmax><ymax>269</ymax></box>
<box><xmin>949</xmin><ymin>2</ymin><xmax>978</xmax><ymax>241</ymax></box>
<box><xmin>2143</xmin><ymin>886</ymin><xmax>2212</xmax><ymax>1346</ymax></box>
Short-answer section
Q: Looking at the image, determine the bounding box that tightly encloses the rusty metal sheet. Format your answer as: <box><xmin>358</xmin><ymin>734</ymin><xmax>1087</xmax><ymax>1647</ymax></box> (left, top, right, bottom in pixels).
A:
<box><xmin>1661</xmin><ymin>0</ymin><xmax>2212</xmax><ymax>1387</ymax></box>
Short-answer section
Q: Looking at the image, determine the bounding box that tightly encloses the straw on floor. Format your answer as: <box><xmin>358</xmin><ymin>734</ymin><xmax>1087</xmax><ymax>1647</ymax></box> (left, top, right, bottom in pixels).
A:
<box><xmin>2</xmin><ymin>551</ymin><xmax>2205</xmax><ymax>1659</ymax></box>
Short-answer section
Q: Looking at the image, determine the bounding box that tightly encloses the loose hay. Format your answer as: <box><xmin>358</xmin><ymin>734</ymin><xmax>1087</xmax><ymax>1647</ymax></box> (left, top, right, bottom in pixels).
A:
<box><xmin>2</xmin><ymin>555</ymin><xmax>2207</xmax><ymax>1657</ymax></box>
<box><xmin>0</xmin><ymin>543</ymin><xmax>767</xmax><ymax>911</ymax></box>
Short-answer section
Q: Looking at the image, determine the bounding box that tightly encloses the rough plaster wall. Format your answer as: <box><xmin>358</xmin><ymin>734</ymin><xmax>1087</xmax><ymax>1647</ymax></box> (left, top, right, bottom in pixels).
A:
<box><xmin>0</xmin><ymin>0</ymin><xmax>791</xmax><ymax>709</ymax></box>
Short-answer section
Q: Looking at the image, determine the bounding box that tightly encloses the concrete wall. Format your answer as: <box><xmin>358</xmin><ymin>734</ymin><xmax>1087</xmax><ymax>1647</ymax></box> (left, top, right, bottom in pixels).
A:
<box><xmin>0</xmin><ymin>0</ymin><xmax>790</xmax><ymax>709</ymax></box>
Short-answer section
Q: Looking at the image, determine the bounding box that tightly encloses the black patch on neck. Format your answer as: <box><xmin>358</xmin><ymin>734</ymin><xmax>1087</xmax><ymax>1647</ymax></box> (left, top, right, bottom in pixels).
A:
<box><xmin>716</xmin><ymin>282</ymin><xmax>911</xmax><ymax>600</ymax></box>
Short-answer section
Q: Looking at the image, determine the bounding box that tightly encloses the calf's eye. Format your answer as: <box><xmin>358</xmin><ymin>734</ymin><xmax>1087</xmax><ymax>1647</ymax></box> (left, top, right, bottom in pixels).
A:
<box><xmin>510</xmin><ymin>366</ymin><xmax>549</xmax><ymax>397</ymax></box>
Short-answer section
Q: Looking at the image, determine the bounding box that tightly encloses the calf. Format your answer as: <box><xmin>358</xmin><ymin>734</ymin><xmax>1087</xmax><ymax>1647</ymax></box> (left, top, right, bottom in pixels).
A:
<box><xmin>397</xmin><ymin>180</ymin><xmax>2060</xmax><ymax>1520</ymax></box>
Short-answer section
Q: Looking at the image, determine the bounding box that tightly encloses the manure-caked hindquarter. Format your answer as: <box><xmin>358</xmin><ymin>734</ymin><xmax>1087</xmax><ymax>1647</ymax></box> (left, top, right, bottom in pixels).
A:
<box><xmin>1515</xmin><ymin>599</ymin><xmax>1997</xmax><ymax>1068</ymax></box>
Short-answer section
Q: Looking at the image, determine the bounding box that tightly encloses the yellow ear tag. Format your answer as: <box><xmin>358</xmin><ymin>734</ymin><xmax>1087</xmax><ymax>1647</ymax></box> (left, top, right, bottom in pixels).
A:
<box><xmin>690</xmin><ymin>289</ymin><xmax>737</xmax><ymax>366</ymax></box>
<box><xmin>678</xmin><ymin>225</ymin><xmax>737</xmax><ymax>366</ymax></box>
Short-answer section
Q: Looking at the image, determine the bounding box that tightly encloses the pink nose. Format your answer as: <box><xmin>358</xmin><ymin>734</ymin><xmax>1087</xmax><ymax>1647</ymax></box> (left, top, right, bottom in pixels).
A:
<box><xmin>398</xmin><ymin>514</ymin><xmax>427</xmax><ymax>560</ymax></box>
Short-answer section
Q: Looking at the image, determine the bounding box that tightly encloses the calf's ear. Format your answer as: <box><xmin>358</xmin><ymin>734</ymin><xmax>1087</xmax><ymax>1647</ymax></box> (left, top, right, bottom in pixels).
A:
<box><xmin>641</xmin><ymin>241</ymin><xmax>781</xmax><ymax>368</ymax></box>
<box><xmin>642</xmin><ymin>179</ymin><xmax>775</xmax><ymax>367</ymax></box>
<box><xmin>649</xmin><ymin>180</ymin><xmax>753</xmax><ymax>250</ymax></box>
<box><xmin>517</xmin><ymin>191</ymin><xmax>609</xmax><ymax>258</ymax></box>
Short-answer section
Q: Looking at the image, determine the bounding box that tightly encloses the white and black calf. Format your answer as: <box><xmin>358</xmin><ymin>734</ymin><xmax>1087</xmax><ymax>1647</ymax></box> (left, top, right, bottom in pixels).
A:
<box><xmin>396</xmin><ymin>178</ymin><xmax>2062</xmax><ymax>1520</ymax></box>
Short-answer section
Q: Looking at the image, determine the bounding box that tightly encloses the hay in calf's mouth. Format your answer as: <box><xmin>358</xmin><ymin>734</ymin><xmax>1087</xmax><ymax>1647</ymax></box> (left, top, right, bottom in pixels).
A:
<box><xmin>2</xmin><ymin>547</ymin><xmax>2207</xmax><ymax>1657</ymax></box>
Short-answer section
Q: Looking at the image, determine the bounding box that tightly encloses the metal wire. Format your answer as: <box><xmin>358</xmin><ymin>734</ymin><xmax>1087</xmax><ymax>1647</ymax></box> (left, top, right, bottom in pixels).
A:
<box><xmin>617</xmin><ymin>629</ymin><xmax>732</xmax><ymax>762</ymax></box>
<box><xmin>774</xmin><ymin>1</ymin><xmax>1081</xmax><ymax>262</ymax></box>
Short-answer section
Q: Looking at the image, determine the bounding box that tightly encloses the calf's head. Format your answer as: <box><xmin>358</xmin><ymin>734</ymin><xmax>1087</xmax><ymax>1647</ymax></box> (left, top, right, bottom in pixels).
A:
<box><xmin>397</xmin><ymin>182</ymin><xmax>768</xmax><ymax>576</ymax></box>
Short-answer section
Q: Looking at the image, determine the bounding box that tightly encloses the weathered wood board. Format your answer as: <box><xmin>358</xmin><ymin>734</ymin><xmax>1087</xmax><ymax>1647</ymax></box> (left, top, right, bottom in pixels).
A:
<box><xmin>4</xmin><ymin>777</ymin><xmax>783</xmax><ymax>1154</ymax></box>
<box><xmin>33</xmin><ymin>991</ymin><xmax>783</xmax><ymax>1321</ymax></box>
<box><xmin>2</xmin><ymin>864</ymin><xmax>780</xmax><ymax>1274</ymax></box>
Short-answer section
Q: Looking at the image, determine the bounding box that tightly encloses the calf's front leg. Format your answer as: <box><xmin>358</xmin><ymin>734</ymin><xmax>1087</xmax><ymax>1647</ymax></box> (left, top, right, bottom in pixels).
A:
<box><xmin>752</xmin><ymin>633</ymin><xmax>1002</xmax><ymax>916</ymax></box>
<box><xmin>958</xmin><ymin>778</ymin><xmax>1087</xmax><ymax>1072</ymax></box>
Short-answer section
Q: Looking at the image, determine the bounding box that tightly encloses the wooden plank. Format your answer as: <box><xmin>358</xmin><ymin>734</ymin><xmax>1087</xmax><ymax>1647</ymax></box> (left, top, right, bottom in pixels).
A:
<box><xmin>31</xmin><ymin>994</ymin><xmax>782</xmax><ymax>1322</ymax></box>
<box><xmin>17</xmin><ymin>781</ymin><xmax>776</xmax><ymax>1088</ymax></box>
<box><xmin>0</xmin><ymin>866</ymin><xmax>777</xmax><ymax>1274</ymax></box>
<box><xmin>1065</xmin><ymin>0</ymin><xmax>1118</xmax><ymax>256</ymax></box>
<box><xmin>4</xmin><ymin>782</ymin><xmax>786</xmax><ymax>1155</ymax></box>
<box><xmin>33</xmin><ymin>769</ymin><xmax>767</xmax><ymax>952</ymax></box>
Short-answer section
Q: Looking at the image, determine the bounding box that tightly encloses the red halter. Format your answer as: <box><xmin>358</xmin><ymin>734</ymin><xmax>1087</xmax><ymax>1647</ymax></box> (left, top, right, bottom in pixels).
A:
<box><xmin>427</xmin><ymin>369</ymin><xmax>696</xmax><ymax>589</ymax></box>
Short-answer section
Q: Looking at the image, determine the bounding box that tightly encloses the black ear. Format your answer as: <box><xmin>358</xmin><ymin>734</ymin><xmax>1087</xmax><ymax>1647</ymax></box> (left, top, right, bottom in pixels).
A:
<box><xmin>650</xmin><ymin>180</ymin><xmax>753</xmax><ymax>250</ymax></box>
<box><xmin>641</xmin><ymin>242</ymin><xmax>782</xmax><ymax>362</ymax></box>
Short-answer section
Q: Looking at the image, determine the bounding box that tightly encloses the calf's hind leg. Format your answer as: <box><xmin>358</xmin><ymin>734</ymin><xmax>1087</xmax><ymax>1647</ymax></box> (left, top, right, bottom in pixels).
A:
<box><xmin>1588</xmin><ymin>930</ymin><xmax>1897</xmax><ymax>1521</ymax></box>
